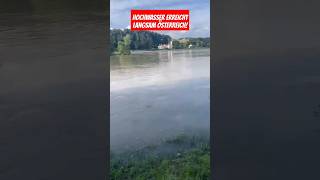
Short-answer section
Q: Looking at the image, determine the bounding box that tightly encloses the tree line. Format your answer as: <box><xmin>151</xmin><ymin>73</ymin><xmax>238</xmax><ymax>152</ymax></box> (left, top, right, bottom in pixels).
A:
<box><xmin>110</xmin><ymin>29</ymin><xmax>172</xmax><ymax>53</ymax></box>
<box><xmin>110</xmin><ymin>29</ymin><xmax>210</xmax><ymax>55</ymax></box>
<box><xmin>172</xmin><ymin>38</ymin><xmax>210</xmax><ymax>49</ymax></box>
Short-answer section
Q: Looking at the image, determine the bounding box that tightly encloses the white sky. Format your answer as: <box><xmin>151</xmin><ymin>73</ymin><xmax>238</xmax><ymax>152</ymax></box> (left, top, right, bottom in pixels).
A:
<box><xmin>110</xmin><ymin>0</ymin><xmax>210</xmax><ymax>38</ymax></box>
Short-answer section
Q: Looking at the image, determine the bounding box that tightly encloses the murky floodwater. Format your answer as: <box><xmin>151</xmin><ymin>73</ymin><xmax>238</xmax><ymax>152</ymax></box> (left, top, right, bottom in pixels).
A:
<box><xmin>0</xmin><ymin>8</ymin><xmax>107</xmax><ymax>179</ymax></box>
<box><xmin>110</xmin><ymin>49</ymin><xmax>210</xmax><ymax>152</ymax></box>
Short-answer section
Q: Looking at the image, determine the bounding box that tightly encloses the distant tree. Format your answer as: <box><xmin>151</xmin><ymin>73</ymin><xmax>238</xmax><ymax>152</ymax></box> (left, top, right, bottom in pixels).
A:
<box><xmin>172</xmin><ymin>40</ymin><xmax>182</xmax><ymax>49</ymax></box>
<box><xmin>123</xmin><ymin>34</ymin><xmax>131</xmax><ymax>49</ymax></box>
<box><xmin>117</xmin><ymin>34</ymin><xmax>131</xmax><ymax>55</ymax></box>
<box><xmin>117</xmin><ymin>41</ymin><xmax>125</xmax><ymax>54</ymax></box>
<box><xmin>187</xmin><ymin>37</ymin><xmax>210</xmax><ymax>48</ymax></box>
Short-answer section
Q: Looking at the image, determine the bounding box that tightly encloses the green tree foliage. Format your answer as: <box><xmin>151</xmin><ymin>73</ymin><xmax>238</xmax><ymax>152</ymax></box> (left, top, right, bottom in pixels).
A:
<box><xmin>172</xmin><ymin>38</ymin><xmax>210</xmax><ymax>49</ymax></box>
<box><xmin>110</xmin><ymin>29</ymin><xmax>210</xmax><ymax>52</ymax></box>
<box><xmin>188</xmin><ymin>37</ymin><xmax>210</xmax><ymax>48</ymax></box>
<box><xmin>117</xmin><ymin>41</ymin><xmax>126</xmax><ymax>55</ymax></box>
<box><xmin>123</xmin><ymin>34</ymin><xmax>131</xmax><ymax>48</ymax></box>
<box><xmin>110</xmin><ymin>29</ymin><xmax>171</xmax><ymax>52</ymax></box>
<box><xmin>117</xmin><ymin>34</ymin><xmax>131</xmax><ymax>55</ymax></box>
<box><xmin>172</xmin><ymin>40</ymin><xmax>183</xmax><ymax>49</ymax></box>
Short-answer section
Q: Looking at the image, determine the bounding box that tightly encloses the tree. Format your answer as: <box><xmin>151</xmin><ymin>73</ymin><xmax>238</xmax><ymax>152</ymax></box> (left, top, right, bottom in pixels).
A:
<box><xmin>123</xmin><ymin>34</ymin><xmax>131</xmax><ymax>49</ymax></box>
<box><xmin>117</xmin><ymin>34</ymin><xmax>131</xmax><ymax>55</ymax></box>
<box><xmin>172</xmin><ymin>40</ymin><xmax>182</xmax><ymax>49</ymax></box>
<box><xmin>117</xmin><ymin>41</ymin><xmax>125</xmax><ymax>54</ymax></box>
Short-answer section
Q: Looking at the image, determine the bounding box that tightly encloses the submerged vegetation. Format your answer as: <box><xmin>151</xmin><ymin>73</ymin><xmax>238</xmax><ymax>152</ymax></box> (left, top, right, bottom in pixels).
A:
<box><xmin>110</xmin><ymin>134</ymin><xmax>210</xmax><ymax>180</ymax></box>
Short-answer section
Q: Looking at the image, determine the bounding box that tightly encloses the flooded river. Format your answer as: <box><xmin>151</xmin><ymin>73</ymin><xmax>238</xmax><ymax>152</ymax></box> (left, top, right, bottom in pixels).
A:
<box><xmin>0</xmin><ymin>5</ymin><xmax>107</xmax><ymax>179</ymax></box>
<box><xmin>110</xmin><ymin>48</ymin><xmax>210</xmax><ymax>152</ymax></box>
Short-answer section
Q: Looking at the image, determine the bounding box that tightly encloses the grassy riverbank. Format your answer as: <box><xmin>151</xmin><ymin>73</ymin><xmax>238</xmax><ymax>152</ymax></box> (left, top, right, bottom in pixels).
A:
<box><xmin>110</xmin><ymin>134</ymin><xmax>210</xmax><ymax>180</ymax></box>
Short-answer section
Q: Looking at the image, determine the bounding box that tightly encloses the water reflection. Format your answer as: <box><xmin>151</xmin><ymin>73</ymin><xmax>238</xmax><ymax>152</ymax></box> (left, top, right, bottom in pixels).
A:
<box><xmin>111</xmin><ymin>49</ymin><xmax>210</xmax><ymax>91</ymax></box>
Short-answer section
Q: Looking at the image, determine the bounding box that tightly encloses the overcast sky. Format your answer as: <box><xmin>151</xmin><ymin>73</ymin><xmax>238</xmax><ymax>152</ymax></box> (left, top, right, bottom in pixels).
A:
<box><xmin>110</xmin><ymin>0</ymin><xmax>210</xmax><ymax>38</ymax></box>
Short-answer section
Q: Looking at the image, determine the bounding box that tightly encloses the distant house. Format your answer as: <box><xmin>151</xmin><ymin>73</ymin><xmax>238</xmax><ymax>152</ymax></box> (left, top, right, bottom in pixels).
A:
<box><xmin>158</xmin><ymin>40</ymin><xmax>173</xmax><ymax>49</ymax></box>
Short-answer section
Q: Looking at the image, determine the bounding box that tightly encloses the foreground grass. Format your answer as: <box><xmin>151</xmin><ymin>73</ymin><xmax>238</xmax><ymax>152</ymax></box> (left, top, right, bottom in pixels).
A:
<box><xmin>111</xmin><ymin>135</ymin><xmax>210</xmax><ymax>180</ymax></box>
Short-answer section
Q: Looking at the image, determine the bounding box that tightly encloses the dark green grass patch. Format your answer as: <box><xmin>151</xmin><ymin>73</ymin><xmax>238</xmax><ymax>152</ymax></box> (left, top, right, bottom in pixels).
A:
<box><xmin>110</xmin><ymin>135</ymin><xmax>210</xmax><ymax>180</ymax></box>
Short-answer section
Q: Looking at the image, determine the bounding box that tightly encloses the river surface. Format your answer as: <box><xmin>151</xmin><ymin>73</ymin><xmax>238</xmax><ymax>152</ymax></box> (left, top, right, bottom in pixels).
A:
<box><xmin>0</xmin><ymin>9</ymin><xmax>107</xmax><ymax>179</ymax></box>
<box><xmin>110</xmin><ymin>48</ymin><xmax>210</xmax><ymax>152</ymax></box>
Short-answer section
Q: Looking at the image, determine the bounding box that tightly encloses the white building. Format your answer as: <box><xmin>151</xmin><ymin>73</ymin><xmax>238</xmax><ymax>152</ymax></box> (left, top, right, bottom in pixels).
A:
<box><xmin>158</xmin><ymin>40</ymin><xmax>173</xmax><ymax>49</ymax></box>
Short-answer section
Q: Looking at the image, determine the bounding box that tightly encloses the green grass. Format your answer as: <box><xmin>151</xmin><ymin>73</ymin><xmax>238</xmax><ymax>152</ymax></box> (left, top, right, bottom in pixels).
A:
<box><xmin>110</xmin><ymin>135</ymin><xmax>210</xmax><ymax>180</ymax></box>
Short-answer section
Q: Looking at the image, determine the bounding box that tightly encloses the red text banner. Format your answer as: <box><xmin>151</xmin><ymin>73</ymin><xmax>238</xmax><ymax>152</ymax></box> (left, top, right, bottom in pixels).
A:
<box><xmin>130</xmin><ymin>10</ymin><xmax>190</xmax><ymax>31</ymax></box>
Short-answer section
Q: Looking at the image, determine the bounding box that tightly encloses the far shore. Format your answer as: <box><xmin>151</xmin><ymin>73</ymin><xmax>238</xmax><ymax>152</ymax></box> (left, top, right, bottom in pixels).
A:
<box><xmin>111</xmin><ymin>47</ymin><xmax>210</xmax><ymax>56</ymax></box>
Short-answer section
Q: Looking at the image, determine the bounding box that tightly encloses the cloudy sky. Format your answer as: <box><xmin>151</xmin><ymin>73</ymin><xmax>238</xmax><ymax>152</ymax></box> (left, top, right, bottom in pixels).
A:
<box><xmin>110</xmin><ymin>0</ymin><xmax>210</xmax><ymax>38</ymax></box>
